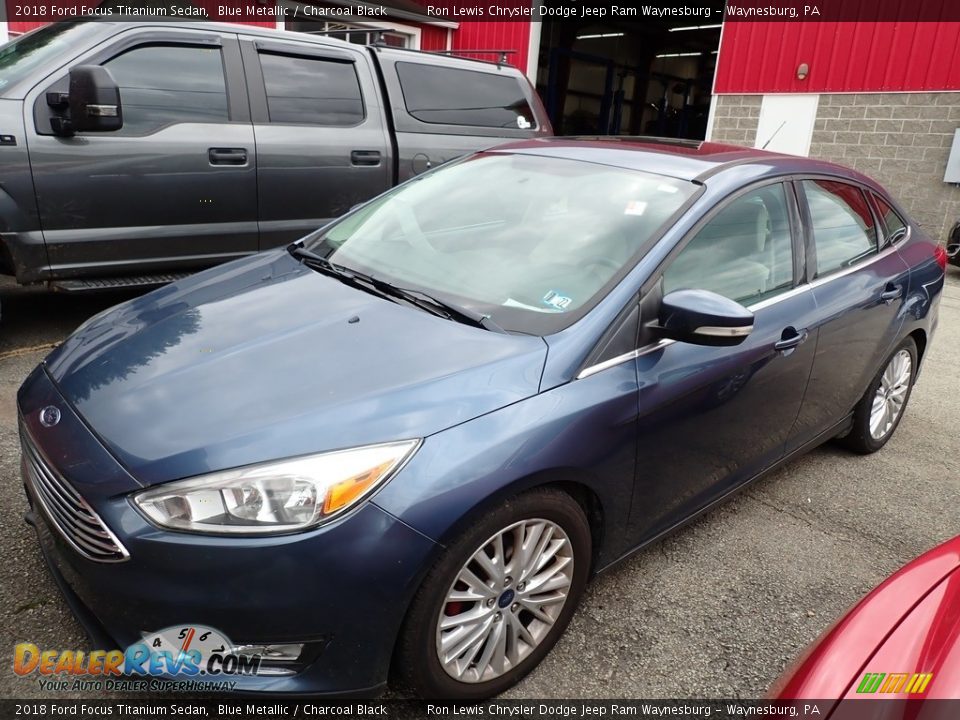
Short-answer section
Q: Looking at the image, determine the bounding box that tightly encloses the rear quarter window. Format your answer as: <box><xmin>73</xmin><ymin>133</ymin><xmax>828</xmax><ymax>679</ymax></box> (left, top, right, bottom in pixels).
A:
<box><xmin>871</xmin><ymin>193</ymin><xmax>909</xmax><ymax>246</ymax></box>
<box><xmin>395</xmin><ymin>61</ymin><xmax>535</xmax><ymax>130</ymax></box>
<box><xmin>802</xmin><ymin>179</ymin><xmax>879</xmax><ymax>277</ymax></box>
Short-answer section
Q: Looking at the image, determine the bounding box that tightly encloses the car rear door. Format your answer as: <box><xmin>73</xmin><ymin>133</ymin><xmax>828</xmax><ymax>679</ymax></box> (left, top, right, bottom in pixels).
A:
<box><xmin>372</xmin><ymin>50</ymin><xmax>551</xmax><ymax>182</ymax></box>
<box><xmin>625</xmin><ymin>181</ymin><xmax>819</xmax><ymax>539</ymax></box>
<box><xmin>785</xmin><ymin>178</ymin><xmax>910</xmax><ymax>452</ymax></box>
<box><xmin>25</xmin><ymin>27</ymin><xmax>258</xmax><ymax>280</ymax></box>
<box><xmin>238</xmin><ymin>36</ymin><xmax>392</xmax><ymax>249</ymax></box>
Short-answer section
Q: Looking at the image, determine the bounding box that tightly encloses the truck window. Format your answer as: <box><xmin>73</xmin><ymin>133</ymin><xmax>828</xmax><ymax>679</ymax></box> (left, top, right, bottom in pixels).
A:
<box><xmin>395</xmin><ymin>62</ymin><xmax>536</xmax><ymax>130</ymax></box>
<box><xmin>258</xmin><ymin>52</ymin><xmax>364</xmax><ymax>126</ymax></box>
<box><xmin>0</xmin><ymin>23</ymin><xmax>87</xmax><ymax>92</ymax></box>
<box><xmin>103</xmin><ymin>45</ymin><xmax>228</xmax><ymax>134</ymax></box>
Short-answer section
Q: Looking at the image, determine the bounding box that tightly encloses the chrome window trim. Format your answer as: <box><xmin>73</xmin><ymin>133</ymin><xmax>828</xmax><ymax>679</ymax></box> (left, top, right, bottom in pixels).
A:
<box><xmin>576</xmin><ymin>233</ymin><xmax>908</xmax><ymax>380</ymax></box>
<box><xmin>577</xmin><ymin>339</ymin><xmax>674</xmax><ymax>379</ymax></box>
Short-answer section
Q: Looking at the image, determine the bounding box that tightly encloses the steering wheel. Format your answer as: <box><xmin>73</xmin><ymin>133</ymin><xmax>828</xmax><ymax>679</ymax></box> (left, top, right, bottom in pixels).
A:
<box><xmin>580</xmin><ymin>255</ymin><xmax>621</xmax><ymax>276</ymax></box>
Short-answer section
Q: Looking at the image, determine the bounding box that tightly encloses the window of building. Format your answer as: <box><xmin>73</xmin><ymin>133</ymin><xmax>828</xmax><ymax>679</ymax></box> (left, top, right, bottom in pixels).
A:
<box><xmin>104</xmin><ymin>45</ymin><xmax>228</xmax><ymax>134</ymax></box>
<box><xmin>287</xmin><ymin>22</ymin><xmax>414</xmax><ymax>48</ymax></box>
<box><xmin>396</xmin><ymin>62</ymin><xmax>536</xmax><ymax>129</ymax></box>
<box><xmin>663</xmin><ymin>184</ymin><xmax>795</xmax><ymax>305</ymax></box>
<box><xmin>258</xmin><ymin>52</ymin><xmax>364</xmax><ymax>126</ymax></box>
<box><xmin>802</xmin><ymin>180</ymin><xmax>878</xmax><ymax>277</ymax></box>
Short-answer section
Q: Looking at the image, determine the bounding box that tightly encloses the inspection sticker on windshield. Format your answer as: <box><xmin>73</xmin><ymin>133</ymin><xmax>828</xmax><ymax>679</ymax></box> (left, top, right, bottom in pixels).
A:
<box><xmin>542</xmin><ymin>290</ymin><xmax>573</xmax><ymax>311</ymax></box>
<box><xmin>624</xmin><ymin>200</ymin><xmax>648</xmax><ymax>216</ymax></box>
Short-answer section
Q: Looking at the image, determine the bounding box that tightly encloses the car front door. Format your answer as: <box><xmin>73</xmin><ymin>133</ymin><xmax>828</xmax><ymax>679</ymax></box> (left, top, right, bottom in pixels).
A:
<box><xmin>786</xmin><ymin>179</ymin><xmax>910</xmax><ymax>452</ymax></box>
<box><xmin>239</xmin><ymin>38</ymin><xmax>392</xmax><ymax>249</ymax></box>
<box><xmin>627</xmin><ymin>182</ymin><xmax>819</xmax><ymax>540</ymax></box>
<box><xmin>25</xmin><ymin>29</ymin><xmax>258</xmax><ymax>280</ymax></box>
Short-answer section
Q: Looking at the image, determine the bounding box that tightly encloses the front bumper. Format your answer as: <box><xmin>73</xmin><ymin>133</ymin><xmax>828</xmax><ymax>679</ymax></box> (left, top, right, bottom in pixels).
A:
<box><xmin>17</xmin><ymin>366</ymin><xmax>439</xmax><ymax>696</ymax></box>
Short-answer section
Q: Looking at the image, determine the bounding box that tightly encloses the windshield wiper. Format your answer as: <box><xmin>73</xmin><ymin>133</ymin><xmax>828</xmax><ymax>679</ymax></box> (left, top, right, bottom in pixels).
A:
<box><xmin>288</xmin><ymin>244</ymin><xmax>504</xmax><ymax>333</ymax></box>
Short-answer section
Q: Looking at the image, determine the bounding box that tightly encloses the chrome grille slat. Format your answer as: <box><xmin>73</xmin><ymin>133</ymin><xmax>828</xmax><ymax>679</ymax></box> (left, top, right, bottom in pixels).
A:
<box><xmin>24</xmin><ymin>444</ymin><xmax>88</xmax><ymax>513</ymax></box>
<box><xmin>20</xmin><ymin>426</ymin><xmax>129</xmax><ymax>563</ymax></box>
<box><xmin>31</xmin><ymin>485</ymin><xmax>119</xmax><ymax>552</ymax></box>
<box><xmin>23</xmin><ymin>441</ymin><xmax>85</xmax><ymax>504</ymax></box>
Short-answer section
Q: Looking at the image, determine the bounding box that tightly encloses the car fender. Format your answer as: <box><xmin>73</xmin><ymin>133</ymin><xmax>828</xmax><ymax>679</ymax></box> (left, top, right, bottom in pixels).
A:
<box><xmin>372</xmin><ymin>365</ymin><xmax>639</xmax><ymax>571</ymax></box>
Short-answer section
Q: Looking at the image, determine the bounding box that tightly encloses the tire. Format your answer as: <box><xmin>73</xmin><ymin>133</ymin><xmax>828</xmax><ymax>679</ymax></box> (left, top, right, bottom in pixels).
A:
<box><xmin>393</xmin><ymin>488</ymin><xmax>591</xmax><ymax>699</ymax></box>
<box><xmin>840</xmin><ymin>337</ymin><xmax>917</xmax><ymax>454</ymax></box>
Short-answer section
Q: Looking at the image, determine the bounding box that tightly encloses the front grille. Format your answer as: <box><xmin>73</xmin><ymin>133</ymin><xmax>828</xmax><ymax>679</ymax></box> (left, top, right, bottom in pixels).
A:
<box><xmin>21</xmin><ymin>427</ymin><xmax>129</xmax><ymax>563</ymax></box>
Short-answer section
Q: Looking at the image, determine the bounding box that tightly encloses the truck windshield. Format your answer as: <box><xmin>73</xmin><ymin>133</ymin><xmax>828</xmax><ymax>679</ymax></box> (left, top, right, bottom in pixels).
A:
<box><xmin>304</xmin><ymin>152</ymin><xmax>697</xmax><ymax>335</ymax></box>
<box><xmin>0</xmin><ymin>23</ymin><xmax>87</xmax><ymax>93</ymax></box>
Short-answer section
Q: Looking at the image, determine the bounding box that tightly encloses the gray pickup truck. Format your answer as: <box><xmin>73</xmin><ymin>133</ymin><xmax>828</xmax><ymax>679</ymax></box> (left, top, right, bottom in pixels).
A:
<box><xmin>0</xmin><ymin>21</ymin><xmax>550</xmax><ymax>298</ymax></box>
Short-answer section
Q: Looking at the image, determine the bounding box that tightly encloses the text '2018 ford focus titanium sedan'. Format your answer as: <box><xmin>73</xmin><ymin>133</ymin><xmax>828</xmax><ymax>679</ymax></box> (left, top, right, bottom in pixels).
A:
<box><xmin>18</xmin><ymin>138</ymin><xmax>944</xmax><ymax>698</ymax></box>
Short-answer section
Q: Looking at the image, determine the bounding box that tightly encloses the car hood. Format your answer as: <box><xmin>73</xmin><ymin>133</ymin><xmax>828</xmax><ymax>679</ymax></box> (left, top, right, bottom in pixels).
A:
<box><xmin>45</xmin><ymin>251</ymin><xmax>547</xmax><ymax>486</ymax></box>
<box><xmin>771</xmin><ymin>535</ymin><xmax>960</xmax><ymax>701</ymax></box>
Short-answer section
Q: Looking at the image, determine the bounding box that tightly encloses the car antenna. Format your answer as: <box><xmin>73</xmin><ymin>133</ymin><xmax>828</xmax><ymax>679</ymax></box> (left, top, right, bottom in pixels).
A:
<box><xmin>761</xmin><ymin>121</ymin><xmax>787</xmax><ymax>150</ymax></box>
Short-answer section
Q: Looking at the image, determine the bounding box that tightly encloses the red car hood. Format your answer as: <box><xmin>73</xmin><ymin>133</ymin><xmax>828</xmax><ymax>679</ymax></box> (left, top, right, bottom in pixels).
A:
<box><xmin>771</xmin><ymin>535</ymin><xmax>960</xmax><ymax>700</ymax></box>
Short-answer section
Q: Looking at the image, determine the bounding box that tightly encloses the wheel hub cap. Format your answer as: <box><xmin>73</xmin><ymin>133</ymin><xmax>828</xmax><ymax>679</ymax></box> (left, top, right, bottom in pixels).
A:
<box><xmin>436</xmin><ymin>518</ymin><xmax>575</xmax><ymax>684</ymax></box>
<box><xmin>869</xmin><ymin>349</ymin><xmax>912</xmax><ymax>440</ymax></box>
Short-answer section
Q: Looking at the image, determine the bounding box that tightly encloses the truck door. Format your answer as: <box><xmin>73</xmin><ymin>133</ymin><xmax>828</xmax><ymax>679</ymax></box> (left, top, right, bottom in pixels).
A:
<box><xmin>25</xmin><ymin>29</ymin><xmax>258</xmax><ymax>281</ymax></box>
<box><xmin>238</xmin><ymin>37</ymin><xmax>392</xmax><ymax>249</ymax></box>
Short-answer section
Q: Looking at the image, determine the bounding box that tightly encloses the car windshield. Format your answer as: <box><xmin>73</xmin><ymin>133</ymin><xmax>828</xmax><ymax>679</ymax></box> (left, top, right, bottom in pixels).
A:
<box><xmin>0</xmin><ymin>23</ymin><xmax>87</xmax><ymax>93</ymax></box>
<box><xmin>305</xmin><ymin>152</ymin><xmax>697</xmax><ymax>335</ymax></box>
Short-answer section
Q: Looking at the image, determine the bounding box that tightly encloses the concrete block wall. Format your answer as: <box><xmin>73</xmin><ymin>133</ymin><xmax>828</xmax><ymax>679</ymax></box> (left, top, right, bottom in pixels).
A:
<box><xmin>708</xmin><ymin>96</ymin><xmax>763</xmax><ymax>147</ymax></box>
<box><xmin>710</xmin><ymin>93</ymin><xmax>960</xmax><ymax>242</ymax></box>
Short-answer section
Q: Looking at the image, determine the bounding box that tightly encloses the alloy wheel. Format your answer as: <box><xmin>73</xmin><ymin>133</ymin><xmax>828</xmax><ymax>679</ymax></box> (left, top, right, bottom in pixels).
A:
<box><xmin>435</xmin><ymin>518</ymin><xmax>574</xmax><ymax>683</ymax></box>
<box><xmin>869</xmin><ymin>348</ymin><xmax>912</xmax><ymax>440</ymax></box>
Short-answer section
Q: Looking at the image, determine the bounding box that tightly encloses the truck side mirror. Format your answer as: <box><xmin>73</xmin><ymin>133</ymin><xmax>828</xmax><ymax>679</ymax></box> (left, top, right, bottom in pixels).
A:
<box><xmin>50</xmin><ymin>66</ymin><xmax>123</xmax><ymax>136</ymax></box>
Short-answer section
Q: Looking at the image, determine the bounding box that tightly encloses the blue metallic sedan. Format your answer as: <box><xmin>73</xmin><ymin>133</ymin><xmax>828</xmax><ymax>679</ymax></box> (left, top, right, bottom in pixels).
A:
<box><xmin>18</xmin><ymin>138</ymin><xmax>945</xmax><ymax>699</ymax></box>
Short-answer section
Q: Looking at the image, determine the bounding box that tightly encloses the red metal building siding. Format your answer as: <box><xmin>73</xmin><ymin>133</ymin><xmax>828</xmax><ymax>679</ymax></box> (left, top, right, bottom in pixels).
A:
<box><xmin>715</xmin><ymin>20</ymin><xmax>960</xmax><ymax>93</ymax></box>
<box><xmin>418</xmin><ymin>25</ymin><xmax>449</xmax><ymax>52</ymax></box>
<box><xmin>9</xmin><ymin>20</ymin><xmax>47</xmax><ymax>34</ymax></box>
<box><xmin>448</xmin><ymin>22</ymin><xmax>530</xmax><ymax>73</ymax></box>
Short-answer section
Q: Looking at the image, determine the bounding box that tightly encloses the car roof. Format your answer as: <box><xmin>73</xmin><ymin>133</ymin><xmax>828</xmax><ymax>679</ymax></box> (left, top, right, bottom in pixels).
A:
<box><xmin>488</xmin><ymin>136</ymin><xmax>879</xmax><ymax>187</ymax></box>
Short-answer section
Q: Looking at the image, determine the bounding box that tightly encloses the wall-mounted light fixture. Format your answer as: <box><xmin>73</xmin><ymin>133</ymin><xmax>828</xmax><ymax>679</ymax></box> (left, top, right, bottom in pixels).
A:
<box><xmin>797</xmin><ymin>63</ymin><xmax>810</xmax><ymax>80</ymax></box>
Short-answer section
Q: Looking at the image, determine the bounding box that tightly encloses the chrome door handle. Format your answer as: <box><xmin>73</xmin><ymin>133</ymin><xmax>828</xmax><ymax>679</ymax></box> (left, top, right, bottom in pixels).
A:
<box><xmin>880</xmin><ymin>284</ymin><xmax>903</xmax><ymax>304</ymax></box>
<box><xmin>774</xmin><ymin>327</ymin><xmax>809</xmax><ymax>353</ymax></box>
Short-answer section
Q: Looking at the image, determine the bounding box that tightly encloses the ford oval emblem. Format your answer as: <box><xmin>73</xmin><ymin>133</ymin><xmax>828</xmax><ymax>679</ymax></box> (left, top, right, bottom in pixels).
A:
<box><xmin>39</xmin><ymin>406</ymin><xmax>61</xmax><ymax>428</ymax></box>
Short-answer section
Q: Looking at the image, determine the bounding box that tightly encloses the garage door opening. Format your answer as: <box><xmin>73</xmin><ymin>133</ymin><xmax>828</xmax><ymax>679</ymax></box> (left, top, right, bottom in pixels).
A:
<box><xmin>535</xmin><ymin>4</ymin><xmax>725</xmax><ymax>138</ymax></box>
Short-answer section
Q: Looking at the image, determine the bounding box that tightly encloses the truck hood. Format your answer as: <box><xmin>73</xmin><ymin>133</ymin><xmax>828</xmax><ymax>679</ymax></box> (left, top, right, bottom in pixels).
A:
<box><xmin>45</xmin><ymin>251</ymin><xmax>547</xmax><ymax>486</ymax></box>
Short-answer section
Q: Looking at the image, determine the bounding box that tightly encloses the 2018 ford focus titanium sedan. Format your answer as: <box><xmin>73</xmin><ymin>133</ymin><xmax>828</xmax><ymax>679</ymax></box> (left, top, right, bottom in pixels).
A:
<box><xmin>18</xmin><ymin>138</ymin><xmax>944</xmax><ymax>699</ymax></box>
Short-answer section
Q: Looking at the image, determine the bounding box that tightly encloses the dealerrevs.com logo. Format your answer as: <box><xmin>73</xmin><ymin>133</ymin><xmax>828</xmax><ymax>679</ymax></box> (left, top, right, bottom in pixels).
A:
<box><xmin>13</xmin><ymin>625</ymin><xmax>261</xmax><ymax>692</ymax></box>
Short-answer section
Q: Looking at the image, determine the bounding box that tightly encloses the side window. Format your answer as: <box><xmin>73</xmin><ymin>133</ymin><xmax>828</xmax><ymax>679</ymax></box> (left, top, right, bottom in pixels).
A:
<box><xmin>663</xmin><ymin>184</ymin><xmax>795</xmax><ymax>306</ymax></box>
<box><xmin>395</xmin><ymin>62</ymin><xmax>535</xmax><ymax>130</ymax></box>
<box><xmin>802</xmin><ymin>180</ymin><xmax>878</xmax><ymax>277</ymax></box>
<box><xmin>258</xmin><ymin>52</ymin><xmax>364</xmax><ymax>126</ymax></box>
<box><xmin>872</xmin><ymin>194</ymin><xmax>909</xmax><ymax>246</ymax></box>
<box><xmin>103</xmin><ymin>45</ymin><xmax>228</xmax><ymax>134</ymax></box>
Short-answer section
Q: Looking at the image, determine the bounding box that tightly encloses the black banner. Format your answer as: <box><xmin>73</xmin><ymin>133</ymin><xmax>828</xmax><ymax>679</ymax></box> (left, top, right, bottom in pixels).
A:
<box><xmin>9</xmin><ymin>1</ymin><xmax>960</xmax><ymax>25</ymax></box>
<box><xmin>4</xmin><ymin>700</ymin><xmax>960</xmax><ymax>720</ymax></box>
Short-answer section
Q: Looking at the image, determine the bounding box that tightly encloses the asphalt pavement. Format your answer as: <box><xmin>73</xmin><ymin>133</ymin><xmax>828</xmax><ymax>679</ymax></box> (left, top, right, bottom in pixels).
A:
<box><xmin>1</xmin><ymin>269</ymin><xmax>958</xmax><ymax>699</ymax></box>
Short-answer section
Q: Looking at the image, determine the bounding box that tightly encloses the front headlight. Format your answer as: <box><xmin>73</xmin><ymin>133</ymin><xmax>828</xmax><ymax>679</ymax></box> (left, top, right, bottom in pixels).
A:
<box><xmin>132</xmin><ymin>440</ymin><xmax>419</xmax><ymax>535</ymax></box>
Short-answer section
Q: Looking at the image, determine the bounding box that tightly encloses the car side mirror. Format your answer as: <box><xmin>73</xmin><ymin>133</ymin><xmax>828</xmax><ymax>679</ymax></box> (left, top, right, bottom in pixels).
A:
<box><xmin>655</xmin><ymin>289</ymin><xmax>754</xmax><ymax>347</ymax></box>
<box><xmin>50</xmin><ymin>66</ymin><xmax>123</xmax><ymax>136</ymax></box>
